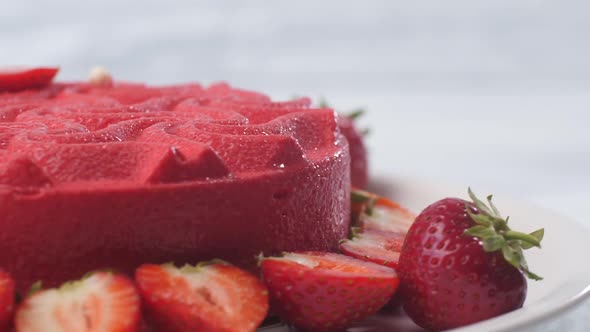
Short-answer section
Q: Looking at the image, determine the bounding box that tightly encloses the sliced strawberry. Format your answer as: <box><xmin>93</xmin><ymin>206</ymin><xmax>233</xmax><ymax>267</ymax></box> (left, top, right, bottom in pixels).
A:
<box><xmin>350</xmin><ymin>188</ymin><xmax>378</xmax><ymax>226</ymax></box>
<box><xmin>351</xmin><ymin>189</ymin><xmax>415</xmax><ymax>232</ymax></box>
<box><xmin>341</xmin><ymin>190</ymin><xmax>415</xmax><ymax>268</ymax></box>
<box><xmin>0</xmin><ymin>270</ymin><xmax>15</xmax><ymax>332</ymax></box>
<box><xmin>135</xmin><ymin>261</ymin><xmax>269</xmax><ymax>332</ymax></box>
<box><xmin>15</xmin><ymin>272</ymin><xmax>140</xmax><ymax>332</ymax></box>
<box><xmin>363</xmin><ymin>197</ymin><xmax>415</xmax><ymax>233</ymax></box>
<box><xmin>0</xmin><ymin>67</ymin><xmax>59</xmax><ymax>92</ymax></box>
<box><xmin>260</xmin><ymin>251</ymin><xmax>399</xmax><ymax>331</ymax></box>
<box><xmin>340</xmin><ymin>230</ymin><xmax>405</xmax><ymax>268</ymax></box>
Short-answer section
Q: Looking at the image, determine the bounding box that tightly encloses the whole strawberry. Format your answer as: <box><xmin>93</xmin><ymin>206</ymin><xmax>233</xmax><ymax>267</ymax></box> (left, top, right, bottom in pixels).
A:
<box><xmin>398</xmin><ymin>188</ymin><xmax>543</xmax><ymax>331</ymax></box>
<box><xmin>320</xmin><ymin>99</ymin><xmax>369</xmax><ymax>189</ymax></box>
<box><xmin>337</xmin><ymin>114</ymin><xmax>368</xmax><ymax>189</ymax></box>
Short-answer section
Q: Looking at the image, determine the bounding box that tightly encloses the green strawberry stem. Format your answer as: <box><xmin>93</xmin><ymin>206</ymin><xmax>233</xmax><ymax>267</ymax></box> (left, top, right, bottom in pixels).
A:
<box><xmin>347</xmin><ymin>109</ymin><xmax>370</xmax><ymax>137</ymax></box>
<box><xmin>464</xmin><ymin>187</ymin><xmax>544</xmax><ymax>281</ymax></box>
<box><xmin>28</xmin><ymin>281</ymin><xmax>43</xmax><ymax>296</ymax></box>
<box><xmin>504</xmin><ymin>230</ymin><xmax>542</xmax><ymax>247</ymax></box>
<box><xmin>351</xmin><ymin>189</ymin><xmax>378</xmax><ymax>215</ymax></box>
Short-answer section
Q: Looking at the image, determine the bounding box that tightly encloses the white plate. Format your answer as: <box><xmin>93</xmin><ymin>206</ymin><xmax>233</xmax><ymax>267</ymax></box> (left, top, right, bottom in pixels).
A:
<box><xmin>262</xmin><ymin>174</ymin><xmax>590</xmax><ymax>332</ymax></box>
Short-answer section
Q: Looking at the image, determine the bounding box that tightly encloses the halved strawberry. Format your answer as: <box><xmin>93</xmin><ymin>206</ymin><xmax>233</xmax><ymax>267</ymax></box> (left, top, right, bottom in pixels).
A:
<box><xmin>340</xmin><ymin>230</ymin><xmax>405</xmax><ymax>268</ymax></box>
<box><xmin>362</xmin><ymin>196</ymin><xmax>415</xmax><ymax>233</ymax></box>
<box><xmin>135</xmin><ymin>261</ymin><xmax>269</xmax><ymax>332</ymax></box>
<box><xmin>350</xmin><ymin>189</ymin><xmax>415</xmax><ymax>232</ymax></box>
<box><xmin>341</xmin><ymin>190</ymin><xmax>416</xmax><ymax>268</ymax></box>
<box><xmin>0</xmin><ymin>67</ymin><xmax>59</xmax><ymax>92</ymax></box>
<box><xmin>260</xmin><ymin>251</ymin><xmax>399</xmax><ymax>331</ymax></box>
<box><xmin>0</xmin><ymin>270</ymin><xmax>15</xmax><ymax>332</ymax></box>
<box><xmin>350</xmin><ymin>188</ymin><xmax>378</xmax><ymax>226</ymax></box>
<box><xmin>14</xmin><ymin>272</ymin><xmax>140</xmax><ymax>332</ymax></box>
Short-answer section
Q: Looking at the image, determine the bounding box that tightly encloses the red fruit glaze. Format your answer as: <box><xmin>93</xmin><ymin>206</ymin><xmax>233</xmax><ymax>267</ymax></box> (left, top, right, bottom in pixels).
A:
<box><xmin>337</xmin><ymin>116</ymin><xmax>367</xmax><ymax>188</ymax></box>
<box><xmin>398</xmin><ymin>198</ymin><xmax>527</xmax><ymax>331</ymax></box>
<box><xmin>0</xmin><ymin>67</ymin><xmax>59</xmax><ymax>92</ymax></box>
<box><xmin>0</xmin><ymin>271</ymin><xmax>14</xmax><ymax>332</ymax></box>
<box><xmin>261</xmin><ymin>252</ymin><xmax>399</xmax><ymax>331</ymax></box>
<box><xmin>135</xmin><ymin>262</ymin><xmax>269</xmax><ymax>332</ymax></box>
<box><xmin>0</xmin><ymin>81</ymin><xmax>350</xmax><ymax>292</ymax></box>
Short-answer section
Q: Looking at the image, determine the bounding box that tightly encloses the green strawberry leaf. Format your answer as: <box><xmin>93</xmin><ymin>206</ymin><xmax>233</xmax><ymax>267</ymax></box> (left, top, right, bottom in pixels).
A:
<box><xmin>482</xmin><ymin>235</ymin><xmax>507</xmax><ymax>252</ymax></box>
<box><xmin>467</xmin><ymin>210</ymin><xmax>494</xmax><ymax>227</ymax></box>
<box><xmin>468</xmin><ymin>187</ymin><xmax>493</xmax><ymax>216</ymax></box>
<box><xmin>348</xmin><ymin>109</ymin><xmax>365</xmax><ymax>120</ymax></box>
<box><xmin>486</xmin><ymin>194</ymin><xmax>502</xmax><ymax>217</ymax></box>
<box><xmin>28</xmin><ymin>281</ymin><xmax>43</xmax><ymax>296</ymax></box>
<box><xmin>530</xmin><ymin>228</ymin><xmax>545</xmax><ymax>241</ymax></box>
<box><xmin>521</xmin><ymin>228</ymin><xmax>545</xmax><ymax>249</ymax></box>
<box><xmin>466</xmin><ymin>188</ymin><xmax>544</xmax><ymax>281</ymax></box>
<box><xmin>351</xmin><ymin>189</ymin><xmax>378</xmax><ymax>215</ymax></box>
<box><xmin>464</xmin><ymin>225</ymin><xmax>496</xmax><ymax>238</ymax></box>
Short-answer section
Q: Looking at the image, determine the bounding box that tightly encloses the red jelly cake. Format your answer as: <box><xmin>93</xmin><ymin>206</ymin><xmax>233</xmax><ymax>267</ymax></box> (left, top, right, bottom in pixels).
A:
<box><xmin>0</xmin><ymin>69</ymin><xmax>357</xmax><ymax>291</ymax></box>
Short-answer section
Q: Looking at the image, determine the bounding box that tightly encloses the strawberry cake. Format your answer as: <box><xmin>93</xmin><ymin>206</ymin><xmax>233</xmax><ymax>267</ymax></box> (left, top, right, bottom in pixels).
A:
<box><xmin>0</xmin><ymin>68</ymin><xmax>362</xmax><ymax>291</ymax></box>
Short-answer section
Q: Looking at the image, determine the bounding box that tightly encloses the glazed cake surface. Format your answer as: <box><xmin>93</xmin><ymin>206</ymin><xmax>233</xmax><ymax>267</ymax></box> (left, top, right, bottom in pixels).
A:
<box><xmin>0</xmin><ymin>82</ymin><xmax>351</xmax><ymax>290</ymax></box>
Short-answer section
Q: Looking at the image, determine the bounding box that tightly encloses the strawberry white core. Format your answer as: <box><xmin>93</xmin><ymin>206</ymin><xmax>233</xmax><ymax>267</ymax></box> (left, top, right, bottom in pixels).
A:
<box><xmin>366</xmin><ymin>205</ymin><xmax>414</xmax><ymax>233</ymax></box>
<box><xmin>15</xmin><ymin>274</ymin><xmax>139</xmax><ymax>332</ymax></box>
<box><xmin>282</xmin><ymin>253</ymin><xmax>320</xmax><ymax>268</ymax></box>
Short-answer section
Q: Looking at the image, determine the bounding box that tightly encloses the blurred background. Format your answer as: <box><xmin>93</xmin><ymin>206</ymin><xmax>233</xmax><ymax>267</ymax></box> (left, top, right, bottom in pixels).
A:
<box><xmin>1</xmin><ymin>1</ymin><xmax>589</xmax><ymax>329</ymax></box>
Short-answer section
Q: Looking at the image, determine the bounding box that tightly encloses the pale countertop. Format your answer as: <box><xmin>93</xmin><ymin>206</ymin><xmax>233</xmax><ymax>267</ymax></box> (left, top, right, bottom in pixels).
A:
<box><xmin>1</xmin><ymin>0</ymin><xmax>589</xmax><ymax>330</ymax></box>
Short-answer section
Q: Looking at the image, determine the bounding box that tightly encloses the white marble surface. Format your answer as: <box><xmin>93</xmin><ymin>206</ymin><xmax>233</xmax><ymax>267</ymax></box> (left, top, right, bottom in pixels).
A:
<box><xmin>1</xmin><ymin>1</ymin><xmax>589</xmax><ymax>330</ymax></box>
